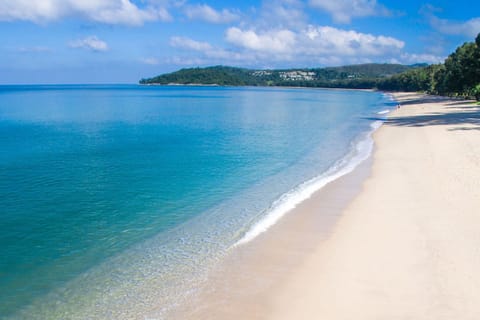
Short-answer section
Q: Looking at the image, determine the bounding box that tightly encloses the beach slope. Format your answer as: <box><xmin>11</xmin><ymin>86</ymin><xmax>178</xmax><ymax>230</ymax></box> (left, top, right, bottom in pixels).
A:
<box><xmin>269</xmin><ymin>93</ymin><xmax>480</xmax><ymax>319</ymax></box>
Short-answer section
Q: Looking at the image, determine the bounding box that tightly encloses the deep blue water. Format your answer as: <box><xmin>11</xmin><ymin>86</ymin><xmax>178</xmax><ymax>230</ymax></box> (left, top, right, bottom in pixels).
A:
<box><xmin>0</xmin><ymin>85</ymin><xmax>393</xmax><ymax>319</ymax></box>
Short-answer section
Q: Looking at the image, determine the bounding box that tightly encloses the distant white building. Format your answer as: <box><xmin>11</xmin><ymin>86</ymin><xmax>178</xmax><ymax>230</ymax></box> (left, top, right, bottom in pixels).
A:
<box><xmin>279</xmin><ymin>71</ymin><xmax>316</xmax><ymax>81</ymax></box>
<box><xmin>252</xmin><ymin>71</ymin><xmax>273</xmax><ymax>77</ymax></box>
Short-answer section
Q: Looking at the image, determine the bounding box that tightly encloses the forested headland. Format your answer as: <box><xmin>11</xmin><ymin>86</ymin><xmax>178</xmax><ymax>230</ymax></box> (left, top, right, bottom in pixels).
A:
<box><xmin>140</xmin><ymin>33</ymin><xmax>480</xmax><ymax>100</ymax></box>
<box><xmin>376</xmin><ymin>33</ymin><xmax>480</xmax><ymax>100</ymax></box>
<box><xmin>140</xmin><ymin>64</ymin><xmax>422</xmax><ymax>88</ymax></box>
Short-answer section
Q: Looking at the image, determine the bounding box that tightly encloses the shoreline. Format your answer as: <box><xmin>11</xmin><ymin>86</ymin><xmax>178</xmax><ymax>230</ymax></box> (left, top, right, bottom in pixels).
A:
<box><xmin>139</xmin><ymin>82</ymin><xmax>376</xmax><ymax>92</ymax></box>
<box><xmin>267</xmin><ymin>92</ymin><xmax>480</xmax><ymax>319</ymax></box>
<box><xmin>172</xmin><ymin>143</ymin><xmax>375</xmax><ymax>320</ymax></box>
<box><xmin>171</xmin><ymin>92</ymin><xmax>480</xmax><ymax>319</ymax></box>
<box><xmin>234</xmin><ymin>117</ymin><xmax>381</xmax><ymax>247</ymax></box>
<box><xmin>2</xmin><ymin>85</ymin><xmax>387</xmax><ymax>320</ymax></box>
<box><xmin>168</xmin><ymin>93</ymin><xmax>386</xmax><ymax>319</ymax></box>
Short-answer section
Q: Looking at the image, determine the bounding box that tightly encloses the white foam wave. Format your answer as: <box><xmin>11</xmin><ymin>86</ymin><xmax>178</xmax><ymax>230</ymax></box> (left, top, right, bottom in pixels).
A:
<box><xmin>377</xmin><ymin>109</ymin><xmax>390</xmax><ymax>115</ymax></box>
<box><xmin>234</xmin><ymin>120</ymin><xmax>382</xmax><ymax>247</ymax></box>
<box><xmin>382</xmin><ymin>92</ymin><xmax>396</xmax><ymax>101</ymax></box>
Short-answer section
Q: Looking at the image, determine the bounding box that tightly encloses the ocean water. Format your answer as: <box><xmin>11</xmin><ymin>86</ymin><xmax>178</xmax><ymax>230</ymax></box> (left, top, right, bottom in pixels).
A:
<box><xmin>0</xmin><ymin>85</ymin><xmax>394</xmax><ymax>319</ymax></box>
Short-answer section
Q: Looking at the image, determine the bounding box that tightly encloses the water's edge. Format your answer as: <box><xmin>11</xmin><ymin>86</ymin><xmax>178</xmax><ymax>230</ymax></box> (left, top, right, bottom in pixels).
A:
<box><xmin>171</xmin><ymin>128</ymin><xmax>380</xmax><ymax>320</ymax></box>
<box><xmin>170</xmin><ymin>94</ymin><xmax>397</xmax><ymax>319</ymax></box>
<box><xmin>4</xmin><ymin>88</ymin><xmax>395</xmax><ymax>319</ymax></box>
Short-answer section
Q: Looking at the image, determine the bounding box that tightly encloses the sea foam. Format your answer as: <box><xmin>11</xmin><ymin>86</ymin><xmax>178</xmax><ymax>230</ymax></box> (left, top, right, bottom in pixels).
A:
<box><xmin>377</xmin><ymin>109</ymin><xmax>391</xmax><ymax>115</ymax></box>
<box><xmin>234</xmin><ymin>120</ymin><xmax>382</xmax><ymax>247</ymax></box>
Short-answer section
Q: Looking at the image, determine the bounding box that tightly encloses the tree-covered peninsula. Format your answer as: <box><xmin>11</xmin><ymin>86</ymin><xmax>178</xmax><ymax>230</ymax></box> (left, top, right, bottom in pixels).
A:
<box><xmin>140</xmin><ymin>33</ymin><xmax>480</xmax><ymax>100</ymax></box>
<box><xmin>139</xmin><ymin>63</ymin><xmax>422</xmax><ymax>89</ymax></box>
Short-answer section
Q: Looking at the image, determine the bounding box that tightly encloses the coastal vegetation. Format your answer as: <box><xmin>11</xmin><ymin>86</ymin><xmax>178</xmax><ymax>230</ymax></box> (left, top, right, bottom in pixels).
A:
<box><xmin>140</xmin><ymin>33</ymin><xmax>480</xmax><ymax>100</ymax></box>
<box><xmin>139</xmin><ymin>64</ymin><xmax>422</xmax><ymax>89</ymax></box>
<box><xmin>377</xmin><ymin>33</ymin><xmax>480</xmax><ymax>100</ymax></box>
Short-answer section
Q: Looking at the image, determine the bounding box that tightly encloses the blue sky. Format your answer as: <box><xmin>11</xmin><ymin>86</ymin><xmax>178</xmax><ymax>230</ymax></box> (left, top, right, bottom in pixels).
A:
<box><xmin>0</xmin><ymin>0</ymin><xmax>479</xmax><ymax>84</ymax></box>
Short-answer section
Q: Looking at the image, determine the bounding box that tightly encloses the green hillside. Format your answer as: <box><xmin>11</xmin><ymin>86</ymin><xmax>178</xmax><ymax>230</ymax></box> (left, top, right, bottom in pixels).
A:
<box><xmin>140</xmin><ymin>32</ymin><xmax>480</xmax><ymax>100</ymax></box>
<box><xmin>139</xmin><ymin>63</ymin><xmax>422</xmax><ymax>88</ymax></box>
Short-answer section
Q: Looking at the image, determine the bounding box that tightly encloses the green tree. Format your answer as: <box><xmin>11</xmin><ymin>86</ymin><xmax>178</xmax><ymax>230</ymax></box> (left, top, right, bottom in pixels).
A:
<box><xmin>376</xmin><ymin>32</ymin><xmax>480</xmax><ymax>98</ymax></box>
<box><xmin>429</xmin><ymin>64</ymin><xmax>446</xmax><ymax>94</ymax></box>
<box><xmin>472</xmin><ymin>84</ymin><xmax>480</xmax><ymax>101</ymax></box>
<box><xmin>443</xmin><ymin>42</ymin><xmax>478</xmax><ymax>94</ymax></box>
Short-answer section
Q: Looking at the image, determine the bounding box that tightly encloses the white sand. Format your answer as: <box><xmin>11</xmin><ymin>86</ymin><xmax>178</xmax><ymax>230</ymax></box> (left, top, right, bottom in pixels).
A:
<box><xmin>268</xmin><ymin>93</ymin><xmax>480</xmax><ymax>319</ymax></box>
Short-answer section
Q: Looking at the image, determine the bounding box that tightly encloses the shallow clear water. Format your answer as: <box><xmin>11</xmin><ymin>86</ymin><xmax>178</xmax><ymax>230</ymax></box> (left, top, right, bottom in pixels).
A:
<box><xmin>0</xmin><ymin>85</ymin><xmax>393</xmax><ymax>318</ymax></box>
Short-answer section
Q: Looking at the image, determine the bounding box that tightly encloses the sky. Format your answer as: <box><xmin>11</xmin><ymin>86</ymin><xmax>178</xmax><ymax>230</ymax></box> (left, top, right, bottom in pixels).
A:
<box><xmin>0</xmin><ymin>0</ymin><xmax>479</xmax><ymax>84</ymax></box>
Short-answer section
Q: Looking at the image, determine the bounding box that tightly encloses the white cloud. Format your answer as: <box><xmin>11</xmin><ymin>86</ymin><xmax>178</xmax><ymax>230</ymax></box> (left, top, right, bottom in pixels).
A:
<box><xmin>309</xmin><ymin>0</ymin><xmax>390</xmax><ymax>23</ymax></box>
<box><xmin>225</xmin><ymin>25</ymin><xmax>403</xmax><ymax>58</ymax></box>
<box><xmin>170</xmin><ymin>25</ymin><xmax>407</xmax><ymax>67</ymax></box>
<box><xmin>257</xmin><ymin>0</ymin><xmax>308</xmax><ymax>29</ymax></box>
<box><xmin>398</xmin><ymin>53</ymin><xmax>445</xmax><ymax>65</ymax></box>
<box><xmin>225</xmin><ymin>27</ymin><xmax>296</xmax><ymax>53</ymax></box>
<box><xmin>170</xmin><ymin>36</ymin><xmax>213</xmax><ymax>51</ymax></box>
<box><xmin>0</xmin><ymin>0</ymin><xmax>172</xmax><ymax>25</ymax></box>
<box><xmin>428</xmin><ymin>16</ymin><xmax>480</xmax><ymax>38</ymax></box>
<box><xmin>69</xmin><ymin>36</ymin><xmax>109</xmax><ymax>52</ymax></box>
<box><xmin>301</xmin><ymin>25</ymin><xmax>404</xmax><ymax>56</ymax></box>
<box><xmin>169</xmin><ymin>36</ymin><xmax>257</xmax><ymax>64</ymax></box>
<box><xmin>140</xmin><ymin>57</ymin><xmax>160</xmax><ymax>65</ymax></box>
<box><xmin>183</xmin><ymin>4</ymin><xmax>239</xmax><ymax>24</ymax></box>
<box><xmin>166</xmin><ymin>56</ymin><xmax>210</xmax><ymax>66</ymax></box>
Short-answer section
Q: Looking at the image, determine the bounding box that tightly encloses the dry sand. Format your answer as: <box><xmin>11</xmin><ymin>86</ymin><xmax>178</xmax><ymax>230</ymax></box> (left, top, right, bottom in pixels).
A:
<box><xmin>173</xmin><ymin>92</ymin><xmax>480</xmax><ymax>320</ymax></box>
<box><xmin>268</xmin><ymin>93</ymin><xmax>480</xmax><ymax>319</ymax></box>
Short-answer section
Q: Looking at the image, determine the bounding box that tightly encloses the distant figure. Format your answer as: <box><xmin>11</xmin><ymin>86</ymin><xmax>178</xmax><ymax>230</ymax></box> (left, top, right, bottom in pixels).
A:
<box><xmin>397</xmin><ymin>103</ymin><xmax>401</xmax><ymax>109</ymax></box>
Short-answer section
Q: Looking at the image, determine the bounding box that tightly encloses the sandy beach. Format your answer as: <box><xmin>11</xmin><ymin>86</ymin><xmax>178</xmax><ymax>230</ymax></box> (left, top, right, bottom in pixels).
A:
<box><xmin>174</xmin><ymin>92</ymin><xmax>480</xmax><ymax>320</ymax></box>
<box><xmin>267</xmin><ymin>92</ymin><xmax>480</xmax><ymax>319</ymax></box>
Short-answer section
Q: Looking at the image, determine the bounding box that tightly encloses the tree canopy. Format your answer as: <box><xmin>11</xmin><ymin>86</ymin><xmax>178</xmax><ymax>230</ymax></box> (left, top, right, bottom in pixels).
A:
<box><xmin>139</xmin><ymin>64</ymin><xmax>420</xmax><ymax>88</ymax></box>
<box><xmin>140</xmin><ymin>33</ymin><xmax>480</xmax><ymax>100</ymax></box>
<box><xmin>377</xmin><ymin>32</ymin><xmax>480</xmax><ymax>100</ymax></box>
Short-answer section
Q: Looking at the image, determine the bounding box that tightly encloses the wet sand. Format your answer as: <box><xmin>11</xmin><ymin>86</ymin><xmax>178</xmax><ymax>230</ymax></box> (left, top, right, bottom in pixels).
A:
<box><xmin>173</xmin><ymin>92</ymin><xmax>480</xmax><ymax>319</ymax></box>
<box><xmin>173</xmin><ymin>144</ymin><xmax>373</xmax><ymax>320</ymax></box>
<box><xmin>268</xmin><ymin>92</ymin><xmax>480</xmax><ymax>319</ymax></box>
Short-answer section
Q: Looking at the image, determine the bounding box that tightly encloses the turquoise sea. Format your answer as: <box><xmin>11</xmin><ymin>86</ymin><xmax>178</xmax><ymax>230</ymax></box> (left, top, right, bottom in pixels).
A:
<box><xmin>0</xmin><ymin>85</ymin><xmax>394</xmax><ymax>319</ymax></box>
